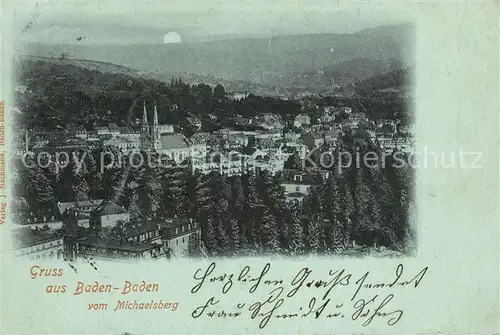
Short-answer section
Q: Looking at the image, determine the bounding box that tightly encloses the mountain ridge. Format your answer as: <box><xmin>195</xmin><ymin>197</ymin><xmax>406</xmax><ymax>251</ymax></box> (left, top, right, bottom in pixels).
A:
<box><xmin>19</xmin><ymin>23</ymin><xmax>414</xmax><ymax>86</ymax></box>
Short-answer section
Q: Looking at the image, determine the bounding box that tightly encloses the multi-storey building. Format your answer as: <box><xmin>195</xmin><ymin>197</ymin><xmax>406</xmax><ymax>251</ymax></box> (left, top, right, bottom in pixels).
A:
<box><xmin>11</xmin><ymin>227</ymin><xmax>65</xmax><ymax>260</ymax></box>
<box><xmin>302</xmin><ymin>130</ymin><xmax>339</xmax><ymax>150</ymax></box>
<box><xmin>279</xmin><ymin>169</ymin><xmax>330</xmax><ymax>205</ymax></box>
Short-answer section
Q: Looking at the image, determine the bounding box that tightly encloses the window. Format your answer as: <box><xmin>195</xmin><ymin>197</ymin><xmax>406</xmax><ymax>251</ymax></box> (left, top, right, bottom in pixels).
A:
<box><xmin>294</xmin><ymin>174</ymin><xmax>303</xmax><ymax>182</ymax></box>
<box><xmin>182</xmin><ymin>237</ymin><xmax>185</xmax><ymax>243</ymax></box>
<box><xmin>296</xmin><ymin>186</ymin><xmax>300</xmax><ymax>192</ymax></box>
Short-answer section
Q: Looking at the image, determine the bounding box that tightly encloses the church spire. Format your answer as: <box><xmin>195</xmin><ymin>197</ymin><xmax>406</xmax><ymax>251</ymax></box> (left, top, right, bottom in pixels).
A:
<box><xmin>142</xmin><ymin>100</ymin><xmax>148</xmax><ymax>125</ymax></box>
<box><xmin>153</xmin><ymin>100</ymin><xmax>159</xmax><ymax>127</ymax></box>
<box><xmin>153</xmin><ymin>100</ymin><xmax>160</xmax><ymax>149</ymax></box>
<box><xmin>141</xmin><ymin>100</ymin><xmax>150</xmax><ymax>150</ymax></box>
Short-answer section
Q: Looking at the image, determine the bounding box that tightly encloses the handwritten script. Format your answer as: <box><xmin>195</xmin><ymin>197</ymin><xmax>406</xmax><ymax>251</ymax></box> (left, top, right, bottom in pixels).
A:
<box><xmin>190</xmin><ymin>263</ymin><xmax>428</xmax><ymax>329</ymax></box>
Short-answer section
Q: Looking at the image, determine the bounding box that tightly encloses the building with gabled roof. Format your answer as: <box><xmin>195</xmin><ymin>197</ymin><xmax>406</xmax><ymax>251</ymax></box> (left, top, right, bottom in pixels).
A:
<box><xmin>93</xmin><ymin>200</ymin><xmax>130</xmax><ymax>228</ymax></box>
<box><xmin>279</xmin><ymin>169</ymin><xmax>330</xmax><ymax>205</ymax></box>
<box><xmin>11</xmin><ymin>226</ymin><xmax>65</xmax><ymax>260</ymax></box>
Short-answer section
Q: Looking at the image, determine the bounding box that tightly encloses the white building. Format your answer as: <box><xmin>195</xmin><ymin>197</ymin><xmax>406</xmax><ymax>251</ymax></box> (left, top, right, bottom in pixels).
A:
<box><xmin>193</xmin><ymin>151</ymin><xmax>244</xmax><ymax>176</ymax></box>
<box><xmin>162</xmin><ymin>217</ymin><xmax>201</xmax><ymax>257</ymax></box>
<box><xmin>279</xmin><ymin>169</ymin><xmax>330</xmax><ymax>205</ymax></box>
<box><xmin>293</xmin><ymin>114</ymin><xmax>311</xmax><ymax>128</ymax></box>
<box><xmin>303</xmin><ymin>130</ymin><xmax>339</xmax><ymax>150</ymax></box>
<box><xmin>103</xmin><ymin>138</ymin><xmax>141</xmax><ymax>153</ymax></box>
<box><xmin>11</xmin><ymin>227</ymin><xmax>65</xmax><ymax>260</ymax></box>
<box><xmin>377</xmin><ymin>136</ymin><xmax>398</xmax><ymax>153</ymax></box>
<box><xmin>119</xmin><ymin>127</ymin><xmax>141</xmax><ymax>140</ymax></box>
<box><xmin>95</xmin><ymin>201</ymin><xmax>130</xmax><ymax>228</ymax></box>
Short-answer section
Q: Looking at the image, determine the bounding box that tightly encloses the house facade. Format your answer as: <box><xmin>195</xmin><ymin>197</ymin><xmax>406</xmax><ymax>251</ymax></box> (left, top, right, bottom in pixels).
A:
<box><xmin>95</xmin><ymin>201</ymin><xmax>130</xmax><ymax>228</ymax></box>
<box><xmin>12</xmin><ymin>227</ymin><xmax>65</xmax><ymax>260</ymax></box>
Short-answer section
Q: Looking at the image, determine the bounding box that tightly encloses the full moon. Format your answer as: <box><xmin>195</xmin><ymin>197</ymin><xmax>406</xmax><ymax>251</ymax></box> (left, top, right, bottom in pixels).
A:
<box><xmin>163</xmin><ymin>32</ymin><xmax>182</xmax><ymax>44</ymax></box>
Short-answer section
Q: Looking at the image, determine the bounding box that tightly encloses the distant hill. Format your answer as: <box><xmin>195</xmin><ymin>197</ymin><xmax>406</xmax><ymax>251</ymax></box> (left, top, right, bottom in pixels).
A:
<box><xmin>17</xmin><ymin>55</ymin><xmax>144</xmax><ymax>77</ymax></box>
<box><xmin>17</xmin><ymin>55</ymin><xmax>261</xmax><ymax>95</ymax></box>
<box><xmin>21</xmin><ymin>23</ymin><xmax>414</xmax><ymax>86</ymax></box>
<box><xmin>317</xmin><ymin>58</ymin><xmax>405</xmax><ymax>82</ymax></box>
<box><xmin>12</xmin><ymin>57</ymin><xmax>304</xmax><ymax>131</ymax></box>
<box><xmin>354</xmin><ymin>67</ymin><xmax>414</xmax><ymax>96</ymax></box>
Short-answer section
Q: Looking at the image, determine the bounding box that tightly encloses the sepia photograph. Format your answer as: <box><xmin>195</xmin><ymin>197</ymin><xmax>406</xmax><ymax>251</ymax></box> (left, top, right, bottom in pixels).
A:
<box><xmin>9</xmin><ymin>2</ymin><xmax>416</xmax><ymax>262</ymax></box>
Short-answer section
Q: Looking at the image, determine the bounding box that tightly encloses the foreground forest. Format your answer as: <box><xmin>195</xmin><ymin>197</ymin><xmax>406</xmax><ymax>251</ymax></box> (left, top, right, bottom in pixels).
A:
<box><xmin>13</xmin><ymin>130</ymin><xmax>416</xmax><ymax>256</ymax></box>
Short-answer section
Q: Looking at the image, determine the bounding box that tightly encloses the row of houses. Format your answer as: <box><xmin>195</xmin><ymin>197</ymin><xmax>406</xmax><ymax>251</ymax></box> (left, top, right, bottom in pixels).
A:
<box><xmin>12</xmin><ymin>208</ymin><xmax>201</xmax><ymax>261</ymax></box>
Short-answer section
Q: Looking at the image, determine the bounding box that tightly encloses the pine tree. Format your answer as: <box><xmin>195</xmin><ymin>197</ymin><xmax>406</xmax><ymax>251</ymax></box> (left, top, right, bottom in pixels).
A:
<box><xmin>161</xmin><ymin>168</ymin><xmax>182</xmax><ymax>217</ymax></box>
<box><xmin>143</xmin><ymin>166</ymin><xmax>162</xmax><ymax>219</ymax></box>
<box><xmin>194</xmin><ymin>174</ymin><xmax>212</xmax><ymax>218</ymax></box>
<box><xmin>245</xmin><ymin>172</ymin><xmax>264</xmax><ymax>250</ymax></box>
<box><xmin>32</xmin><ymin>167</ymin><xmax>55</xmax><ymax>205</ymax></box>
<box><xmin>371</xmin><ymin>199</ymin><xmax>384</xmax><ymax>247</ymax></box>
<box><xmin>321</xmin><ymin>173</ymin><xmax>341</xmax><ymax>226</ymax></box>
<box><xmin>340</xmin><ymin>183</ymin><xmax>355</xmax><ymax>247</ymax></box>
<box><xmin>307</xmin><ymin>218</ymin><xmax>324</xmax><ymax>254</ymax></box>
<box><xmin>231</xmin><ymin>177</ymin><xmax>248</xmax><ymax>250</ymax></box>
<box><xmin>72</xmin><ymin>174</ymin><xmax>89</xmax><ymax>202</ymax></box>
<box><xmin>129</xmin><ymin>191</ymin><xmax>143</xmax><ymax>222</ymax></box>
<box><xmin>214</xmin><ymin>216</ymin><xmax>229</xmax><ymax>254</ymax></box>
<box><xmin>204</xmin><ymin>218</ymin><xmax>217</xmax><ymax>255</ymax></box>
<box><xmin>329</xmin><ymin>221</ymin><xmax>344</xmax><ymax>253</ymax></box>
<box><xmin>354</xmin><ymin>167</ymin><xmax>372</xmax><ymax>217</ymax></box>
<box><xmin>229</xmin><ymin>218</ymin><xmax>240</xmax><ymax>254</ymax></box>
<box><xmin>260</xmin><ymin>207</ymin><xmax>280</xmax><ymax>254</ymax></box>
<box><xmin>72</xmin><ymin>160</ymin><xmax>90</xmax><ymax>202</ymax></box>
<box><xmin>85</xmin><ymin>150</ymin><xmax>103</xmax><ymax>199</ymax></box>
<box><xmin>287</xmin><ymin>209</ymin><xmax>305</xmax><ymax>255</ymax></box>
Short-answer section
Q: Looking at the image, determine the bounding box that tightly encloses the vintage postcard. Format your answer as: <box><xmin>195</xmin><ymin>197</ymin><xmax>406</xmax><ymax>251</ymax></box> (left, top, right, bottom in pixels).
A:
<box><xmin>0</xmin><ymin>1</ymin><xmax>498</xmax><ymax>334</ymax></box>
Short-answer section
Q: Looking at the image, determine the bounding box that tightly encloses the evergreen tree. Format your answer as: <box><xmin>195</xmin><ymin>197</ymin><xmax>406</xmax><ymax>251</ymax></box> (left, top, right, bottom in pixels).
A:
<box><xmin>329</xmin><ymin>222</ymin><xmax>344</xmax><ymax>253</ymax></box>
<box><xmin>245</xmin><ymin>172</ymin><xmax>264</xmax><ymax>250</ymax></box>
<box><xmin>340</xmin><ymin>183</ymin><xmax>355</xmax><ymax>247</ymax></box>
<box><xmin>72</xmin><ymin>174</ymin><xmax>90</xmax><ymax>202</ymax></box>
<box><xmin>307</xmin><ymin>218</ymin><xmax>324</xmax><ymax>254</ymax></box>
<box><xmin>260</xmin><ymin>207</ymin><xmax>280</xmax><ymax>253</ymax></box>
<box><xmin>85</xmin><ymin>150</ymin><xmax>103</xmax><ymax>199</ymax></box>
<box><xmin>72</xmin><ymin>160</ymin><xmax>90</xmax><ymax>202</ymax></box>
<box><xmin>214</xmin><ymin>215</ymin><xmax>229</xmax><ymax>254</ymax></box>
<box><xmin>229</xmin><ymin>218</ymin><xmax>240</xmax><ymax>254</ymax></box>
<box><xmin>31</xmin><ymin>167</ymin><xmax>55</xmax><ymax>206</ymax></box>
<box><xmin>287</xmin><ymin>208</ymin><xmax>305</xmax><ymax>255</ymax></box>
<box><xmin>354</xmin><ymin>166</ymin><xmax>372</xmax><ymax>217</ymax></box>
<box><xmin>204</xmin><ymin>218</ymin><xmax>217</xmax><ymax>255</ymax></box>
<box><xmin>231</xmin><ymin>177</ymin><xmax>248</xmax><ymax>250</ymax></box>
<box><xmin>143</xmin><ymin>166</ymin><xmax>162</xmax><ymax>219</ymax></box>
<box><xmin>129</xmin><ymin>191</ymin><xmax>143</xmax><ymax>222</ymax></box>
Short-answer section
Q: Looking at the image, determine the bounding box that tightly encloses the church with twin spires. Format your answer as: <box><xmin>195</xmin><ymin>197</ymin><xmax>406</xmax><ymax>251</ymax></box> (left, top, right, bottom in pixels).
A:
<box><xmin>140</xmin><ymin>100</ymin><xmax>175</xmax><ymax>151</ymax></box>
<box><xmin>140</xmin><ymin>101</ymin><xmax>192</xmax><ymax>164</ymax></box>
